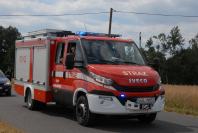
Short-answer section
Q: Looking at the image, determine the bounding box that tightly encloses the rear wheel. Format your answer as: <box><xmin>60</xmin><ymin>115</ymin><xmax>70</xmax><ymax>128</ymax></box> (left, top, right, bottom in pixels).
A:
<box><xmin>138</xmin><ymin>113</ymin><xmax>157</xmax><ymax>124</ymax></box>
<box><xmin>76</xmin><ymin>95</ymin><xmax>95</xmax><ymax>126</ymax></box>
<box><xmin>26</xmin><ymin>90</ymin><xmax>39</xmax><ymax>110</ymax></box>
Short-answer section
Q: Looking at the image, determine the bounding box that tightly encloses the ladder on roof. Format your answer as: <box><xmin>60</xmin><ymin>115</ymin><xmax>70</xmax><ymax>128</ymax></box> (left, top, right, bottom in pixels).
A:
<box><xmin>22</xmin><ymin>29</ymin><xmax>75</xmax><ymax>40</ymax></box>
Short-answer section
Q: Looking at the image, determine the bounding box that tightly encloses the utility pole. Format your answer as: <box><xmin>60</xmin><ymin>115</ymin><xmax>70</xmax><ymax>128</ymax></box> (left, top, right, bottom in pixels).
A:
<box><xmin>108</xmin><ymin>8</ymin><xmax>113</xmax><ymax>36</ymax></box>
<box><xmin>139</xmin><ymin>32</ymin><xmax>142</xmax><ymax>48</ymax></box>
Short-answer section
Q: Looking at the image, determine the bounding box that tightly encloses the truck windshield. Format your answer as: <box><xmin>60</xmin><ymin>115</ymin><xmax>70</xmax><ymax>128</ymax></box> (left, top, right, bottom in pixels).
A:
<box><xmin>81</xmin><ymin>39</ymin><xmax>145</xmax><ymax>65</ymax></box>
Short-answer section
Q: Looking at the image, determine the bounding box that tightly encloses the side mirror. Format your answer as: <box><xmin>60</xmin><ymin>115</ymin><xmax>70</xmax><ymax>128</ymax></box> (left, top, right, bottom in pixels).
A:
<box><xmin>65</xmin><ymin>54</ymin><xmax>75</xmax><ymax>69</ymax></box>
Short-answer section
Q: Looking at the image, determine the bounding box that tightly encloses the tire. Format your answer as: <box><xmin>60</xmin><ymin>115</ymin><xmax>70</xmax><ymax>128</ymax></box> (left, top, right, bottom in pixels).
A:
<box><xmin>26</xmin><ymin>90</ymin><xmax>38</xmax><ymax>110</ymax></box>
<box><xmin>76</xmin><ymin>95</ymin><xmax>95</xmax><ymax>126</ymax></box>
<box><xmin>6</xmin><ymin>89</ymin><xmax>11</xmax><ymax>96</ymax></box>
<box><xmin>138</xmin><ymin>113</ymin><xmax>157</xmax><ymax>124</ymax></box>
<box><xmin>38</xmin><ymin>102</ymin><xmax>46</xmax><ymax>109</ymax></box>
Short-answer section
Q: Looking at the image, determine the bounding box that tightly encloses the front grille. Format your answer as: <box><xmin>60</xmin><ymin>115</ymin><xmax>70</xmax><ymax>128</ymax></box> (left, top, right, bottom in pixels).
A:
<box><xmin>0</xmin><ymin>83</ymin><xmax>4</xmax><ymax>87</ymax></box>
<box><xmin>113</xmin><ymin>84</ymin><xmax>159</xmax><ymax>92</ymax></box>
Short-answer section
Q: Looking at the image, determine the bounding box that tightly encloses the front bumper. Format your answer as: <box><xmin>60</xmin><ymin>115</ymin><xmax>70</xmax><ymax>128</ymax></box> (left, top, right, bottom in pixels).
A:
<box><xmin>87</xmin><ymin>94</ymin><xmax>165</xmax><ymax>115</ymax></box>
<box><xmin>0</xmin><ymin>85</ymin><xmax>11</xmax><ymax>93</ymax></box>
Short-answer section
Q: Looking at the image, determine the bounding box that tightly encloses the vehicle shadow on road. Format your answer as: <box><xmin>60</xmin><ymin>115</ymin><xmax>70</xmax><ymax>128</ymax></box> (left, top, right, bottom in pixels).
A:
<box><xmin>39</xmin><ymin>105</ymin><xmax>194</xmax><ymax>133</ymax></box>
<box><xmin>40</xmin><ymin>104</ymin><xmax>76</xmax><ymax>120</ymax></box>
<box><xmin>91</xmin><ymin>119</ymin><xmax>194</xmax><ymax>133</ymax></box>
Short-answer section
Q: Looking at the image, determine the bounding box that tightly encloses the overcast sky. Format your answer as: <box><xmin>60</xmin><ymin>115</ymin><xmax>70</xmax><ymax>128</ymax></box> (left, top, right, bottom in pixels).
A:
<box><xmin>0</xmin><ymin>0</ymin><xmax>198</xmax><ymax>46</ymax></box>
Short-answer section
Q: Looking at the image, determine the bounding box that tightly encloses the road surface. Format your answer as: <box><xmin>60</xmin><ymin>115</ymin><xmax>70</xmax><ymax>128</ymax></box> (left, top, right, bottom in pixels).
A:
<box><xmin>0</xmin><ymin>91</ymin><xmax>198</xmax><ymax>133</ymax></box>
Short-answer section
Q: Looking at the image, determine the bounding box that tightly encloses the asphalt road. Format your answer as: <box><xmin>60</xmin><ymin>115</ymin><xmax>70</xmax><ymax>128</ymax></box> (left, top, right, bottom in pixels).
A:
<box><xmin>0</xmin><ymin>91</ymin><xmax>198</xmax><ymax>133</ymax></box>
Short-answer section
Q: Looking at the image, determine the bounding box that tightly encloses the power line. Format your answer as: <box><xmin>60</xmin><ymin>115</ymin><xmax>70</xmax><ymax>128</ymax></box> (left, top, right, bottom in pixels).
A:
<box><xmin>0</xmin><ymin>10</ymin><xmax>197</xmax><ymax>18</ymax></box>
<box><xmin>115</xmin><ymin>10</ymin><xmax>198</xmax><ymax>18</ymax></box>
<box><xmin>0</xmin><ymin>11</ymin><xmax>109</xmax><ymax>17</ymax></box>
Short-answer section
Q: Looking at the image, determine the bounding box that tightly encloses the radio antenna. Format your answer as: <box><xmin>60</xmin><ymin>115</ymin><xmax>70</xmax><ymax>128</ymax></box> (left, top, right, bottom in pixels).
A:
<box><xmin>84</xmin><ymin>23</ymin><xmax>87</xmax><ymax>32</ymax></box>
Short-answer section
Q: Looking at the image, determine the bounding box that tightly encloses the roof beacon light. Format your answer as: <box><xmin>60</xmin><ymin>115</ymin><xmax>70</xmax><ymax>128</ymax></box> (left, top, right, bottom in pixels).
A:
<box><xmin>76</xmin><ymin>31</ymin><xmax>121</xmax><ymax>38</ymax></box>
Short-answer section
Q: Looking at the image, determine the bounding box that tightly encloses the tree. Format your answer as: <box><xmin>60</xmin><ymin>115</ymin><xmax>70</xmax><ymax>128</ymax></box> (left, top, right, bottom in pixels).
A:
<box><xmin>167</xmin><ymin>26</ymin><xmax>185</xmax><ymax>55</ymax></box>
<box><xmin>144</xmin><ymin>36</ymin><xmax>167</xmax><ymax>83</ymax></box>
<box><xmin>0</xmin><ymin>26</ymin><xmax>21</xmax><ymax>77</ymax></box>
<box><xmin>145</xmin><ymin>37</ymin><xmax>153</xmax><ymax>49</ymax></box>
<box><xmin>189</xmin><ymin>33</ymin><xmax>198</xmax><ymax>50</ymax></box>
<box><xmin>143</xmin><ymin>26</ymin><xmax>198</xmax><ymax>85</ymax></box>
<box><xmin>166</xmin><ymin>48</ymin><xmax>198</xmax><ymax>84</ymax></box>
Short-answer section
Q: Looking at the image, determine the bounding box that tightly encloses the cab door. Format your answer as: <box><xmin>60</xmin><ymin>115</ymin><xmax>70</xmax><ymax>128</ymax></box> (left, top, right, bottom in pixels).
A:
<box><xmin>52</xmin><ymin>40</ymin><xmax>83</xmax><ymax>106</ymax></box>
<box><xmin>52</xmin><ymin>41</ymin><xmax>67</xmax><ymax>105</ymax></box>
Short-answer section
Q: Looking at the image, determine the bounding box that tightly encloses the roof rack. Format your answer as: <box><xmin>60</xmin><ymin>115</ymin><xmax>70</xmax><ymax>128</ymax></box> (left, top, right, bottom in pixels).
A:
<box><xmin>22</xmin><ymin>29</ymin><xmax>75</xmax><ymax>40</ymax></box>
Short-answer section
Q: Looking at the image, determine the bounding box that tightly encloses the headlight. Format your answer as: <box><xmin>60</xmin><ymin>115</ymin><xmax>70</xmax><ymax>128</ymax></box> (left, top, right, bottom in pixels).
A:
<box><xmin>90</xmin><ymin>72</ymin><xmax>113</xmax><ymax>86</ymax></box>
<box><xmin>157</xmin><ymin>78</ymin><xmax>162</xmax><ymax>86</ymax></box>
<box><xmin>157</xmin><ymin>78</ymin><xmax>165</xmax><ymax>95</ymax></box>
<box><xmin>4</xmin><ymin>80</ymin><xmax>11</xmax><ymax>86</ymax></box>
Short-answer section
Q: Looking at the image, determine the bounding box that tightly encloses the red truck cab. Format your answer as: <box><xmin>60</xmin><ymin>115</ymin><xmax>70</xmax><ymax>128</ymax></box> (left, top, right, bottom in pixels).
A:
<box><xmin>14</xmin><ymin>29</ymin><xmax>165</xmax><ymax>126</ymax></box>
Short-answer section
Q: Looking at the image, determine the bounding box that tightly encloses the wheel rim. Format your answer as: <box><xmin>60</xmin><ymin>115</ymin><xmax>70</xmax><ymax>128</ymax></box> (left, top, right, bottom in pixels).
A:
<box><xmin>77</xmin><ymin>100</ymin><xmax>87</xmax><ymax>120</ymax></box>
<box><xmin>27</xmin><ymin>92</ymin><xmax>32</xmax><ymax>107</ymax></box>
<box><xmin>77</xmin><ymin>103</ymin><xmax>85</xmax><ymax>118</ymax></box>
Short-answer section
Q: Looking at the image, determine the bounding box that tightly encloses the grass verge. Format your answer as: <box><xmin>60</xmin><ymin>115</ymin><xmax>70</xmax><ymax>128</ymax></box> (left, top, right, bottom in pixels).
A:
<box><xmin>164</xmin><ymin>84</ymin><xmax>198</xmax><ymax>116</ymax></box>
<box><xmin>0</xmin><ymin>121</ymin><xmax>23</xmax><ymax>133</ymax></box>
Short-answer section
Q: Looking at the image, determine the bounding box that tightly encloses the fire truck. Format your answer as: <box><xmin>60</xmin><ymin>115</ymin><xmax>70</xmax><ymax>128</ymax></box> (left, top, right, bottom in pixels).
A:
<box><xmin>14</xmin><ymin>29</ymin><xmax>165</xmax><ymax>126</ymax></box>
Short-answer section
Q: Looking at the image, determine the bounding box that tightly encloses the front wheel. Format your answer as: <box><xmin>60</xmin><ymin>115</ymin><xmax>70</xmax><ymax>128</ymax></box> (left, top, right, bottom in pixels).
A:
<box><xmin>6</xmin><ymin>89</ymin><xmax>11</xmax><ymax>96</ymax></box>
<box><xmin>137</xmin><ymin>113</ymin><xmax>157</xmax><ymax>124</ymax></box>
<box><xmin>76</xmin><ymin>95</ymin><xmax>95</xmax><ymax>126</ymax></box>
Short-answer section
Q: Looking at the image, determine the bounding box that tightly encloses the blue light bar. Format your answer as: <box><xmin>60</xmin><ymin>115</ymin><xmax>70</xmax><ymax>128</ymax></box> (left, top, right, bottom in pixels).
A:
<box><xmin>76</xmin><ymin>31</ymin><xmax>106</xmax><ymax>36</ymax></box>
<box><xmin>76</xmin><ymin>31</ymin><xmax>121</xmax><ymax>37</ymax></box>
<box><xmin>76</xmin><ymin>31</ymin><xmax>88</xmax><ymax>36</ymax></box>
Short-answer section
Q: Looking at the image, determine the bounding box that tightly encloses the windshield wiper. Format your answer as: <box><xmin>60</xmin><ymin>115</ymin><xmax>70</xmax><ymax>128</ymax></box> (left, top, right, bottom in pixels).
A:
<box><xmin>87</xmin><ymin>57</ymin><xmax>119</xmax><ymax>64</ymax></box>
<box><xmin>88</xmin><ymin>57</ymin><xmax>139</xmax><ymax>65</ymax></box>
<box><xmin>99</xmin><ymin>59</ymin><xmax>119</xmax><ymax>64</ymax></box>
<box><xmin>120</xmin><ymin>61</ymin><xmax>138</xmax><ymax>65</ymax></box>
<box><xmin>111</xmin><ymin>57</ymin><xmax>139</xmax><ymax>65</ymax></box>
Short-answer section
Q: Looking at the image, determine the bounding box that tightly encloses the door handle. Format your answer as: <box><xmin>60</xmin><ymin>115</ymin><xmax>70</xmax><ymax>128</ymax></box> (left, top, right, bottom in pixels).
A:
<box><xmin>63</xmin><ymin>71</ymin><xmax>66</xmax><ymax>79</ymax></box>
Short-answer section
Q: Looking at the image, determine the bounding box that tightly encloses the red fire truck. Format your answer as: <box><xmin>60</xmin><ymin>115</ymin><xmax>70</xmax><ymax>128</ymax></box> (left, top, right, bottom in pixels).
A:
<box><xmin>14</xmin><ymin>29</ymin><xmax>165</xmax><ymax>126</ymax></box>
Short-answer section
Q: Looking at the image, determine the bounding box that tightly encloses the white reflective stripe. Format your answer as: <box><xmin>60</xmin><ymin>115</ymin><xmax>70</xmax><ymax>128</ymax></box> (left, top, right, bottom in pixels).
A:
<box><xmin>56</xmin><ymin>71</ymin><xmax>63</xmax><ymax>77</ymax></box>
<box><xmin>15</xmin><ymin>79</ymin><xmax>47</xmax><ymax>90</ymax></box>
<box><xmin>33</xmin><ymin>84</ymin><xmax>47</xmax><ymax>91</ymax></box>
<box><xmin>66</xmin><ymin>72</ymin><xmax>69</xmax><ymax>78</ymax></box>
<box><xmin>53</xmin><ymin>71</ymin><xmax>116</xmax><ymax>90</ymax></box>
<box><xmin>76</xmin><ymin>73</ymin><xmax>102</xmax><ymax>86</ymax></box>
<box><xmin>76</xmin><ymin>73</ymin><xmax>116</xmax><ymax>90</ymax></box>
<box><xmin>103</xmin><ymin>85</ymin><xmax>116</xmax><ymax>90</ymax></box>
<box><xmin>53</xmin><ymin>84</ymin><xmax>62</xmax><ymax>88</ymax></box>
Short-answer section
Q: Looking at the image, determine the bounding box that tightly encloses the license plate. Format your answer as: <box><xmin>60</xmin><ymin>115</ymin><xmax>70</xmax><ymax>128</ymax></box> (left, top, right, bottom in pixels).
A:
<box><xmin>141</xmin><ymin>104</ymin><xmax>152</xmax><ymax>110</ymax></box>
<box><xmin>136</xmin><ymin>97</ymin><xmax>155</xmax><ymax>104</ymax></box>
<box><xmin>126</xmin><ymin>100</ymin><xmax>140</xmax><ymax>110</ymax></box>
<box><xmin>126</xmin><ymin>98</ymin><xmax>154</xmax><ymax>111</ymax></box>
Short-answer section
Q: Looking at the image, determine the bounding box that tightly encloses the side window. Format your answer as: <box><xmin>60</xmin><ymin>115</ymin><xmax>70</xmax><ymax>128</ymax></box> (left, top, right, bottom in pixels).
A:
<box><xmin>67</xmin><ymin>42</ymin><xmax>76</xmax><ymax>54</ymax></box>
<box><xmin>67</xmin><ymin>41</ymin><xmax>83</xmax><ymax>65</ymax></box>
<box><xmin>55</xmin><ymin>42</ymin><xmax>65</xmax><ymax>64</ymax></box>
<box><xmin>75</xmin><ymin>43</ymin><xmax>83</xmax><ymax>62</ymax></box>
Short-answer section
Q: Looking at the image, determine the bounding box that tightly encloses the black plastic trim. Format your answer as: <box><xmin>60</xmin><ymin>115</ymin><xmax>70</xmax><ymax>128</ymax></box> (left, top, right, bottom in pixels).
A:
<box><xmin>89</xmin><ymin>90</ymin><xmax>114</xmax><ymax>96</ymax></box>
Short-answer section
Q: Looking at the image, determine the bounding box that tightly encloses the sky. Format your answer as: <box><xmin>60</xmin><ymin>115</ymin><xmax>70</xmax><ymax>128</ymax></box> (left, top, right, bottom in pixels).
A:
<box><xmin>0</xmin><ymin>0</ymin><xmax>198</xmax><ymax>47</ymax></box>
